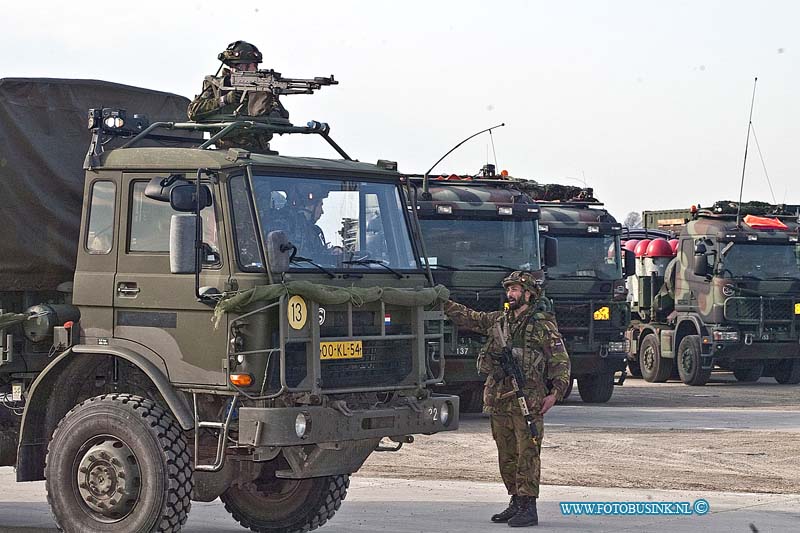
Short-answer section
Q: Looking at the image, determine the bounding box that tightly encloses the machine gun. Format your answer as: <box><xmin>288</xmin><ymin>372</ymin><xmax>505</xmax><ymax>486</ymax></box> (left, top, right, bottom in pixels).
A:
<box><xmin>229</xmin><ymin>69</ymin><xmax>337</xmax><ymax>96</ymax></box>
<box><xmin>491</xmin><ymin>324</ymin><xmax>539</xmax><ymax>441</ymax></box>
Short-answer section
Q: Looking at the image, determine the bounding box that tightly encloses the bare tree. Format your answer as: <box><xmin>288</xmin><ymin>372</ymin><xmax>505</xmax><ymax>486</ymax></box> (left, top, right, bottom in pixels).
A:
<box><xmin>623</xmin><ymin>211</ymin><xmax>642</xmax><ymax>228</ymax></box>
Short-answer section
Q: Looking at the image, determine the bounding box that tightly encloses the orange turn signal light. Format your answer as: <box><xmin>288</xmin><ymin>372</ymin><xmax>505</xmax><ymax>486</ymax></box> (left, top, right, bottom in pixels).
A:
<box><xmin>230</xmin><ymin>374</ymin><xmax>254</xmax><ymax>387</ymax></box>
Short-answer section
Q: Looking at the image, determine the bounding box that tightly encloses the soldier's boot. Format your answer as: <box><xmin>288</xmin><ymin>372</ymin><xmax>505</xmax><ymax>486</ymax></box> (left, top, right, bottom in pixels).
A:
<box><xmin>508</xmin><ymin>496</ymin><xmax>538</xmax><ymax>527</ymax></box>
<box><xmin>491</xmin><ymin>495</ymin><xmax>520</xmax><ymax>523</ymax></box>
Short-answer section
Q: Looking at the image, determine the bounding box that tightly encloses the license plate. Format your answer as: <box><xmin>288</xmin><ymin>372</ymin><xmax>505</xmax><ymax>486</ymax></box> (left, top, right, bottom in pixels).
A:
<box><xmin>320</xmin><ymin>340</ymin><xmax>363</xmax><ymax>360</ymax></box>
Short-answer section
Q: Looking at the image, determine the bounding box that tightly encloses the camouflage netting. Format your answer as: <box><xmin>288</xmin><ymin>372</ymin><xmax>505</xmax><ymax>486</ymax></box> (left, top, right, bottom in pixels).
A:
<box><xmin>0</xmin><ymin>313</ymin><xmax>29</xmax><ymax>330</ymax></box>
<box><xmin>213</xmin><ymin>281</ymin><xmax>450</xmax><ymax>327</ymax></box>
<box><xmin>514</xmin><ymin>181</ymin><xmax>598</xmax><ymax>203</ymax></box>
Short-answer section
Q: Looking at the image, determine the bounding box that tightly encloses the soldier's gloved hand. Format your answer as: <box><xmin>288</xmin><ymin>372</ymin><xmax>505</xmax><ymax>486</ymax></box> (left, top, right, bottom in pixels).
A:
<box><xmin>222</xmin><ymin>90</ymin><xmax>243</xmax><ymax>105</ymax></box>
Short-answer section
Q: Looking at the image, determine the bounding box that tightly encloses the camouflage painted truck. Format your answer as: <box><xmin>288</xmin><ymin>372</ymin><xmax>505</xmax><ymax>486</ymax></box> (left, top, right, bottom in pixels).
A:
<box><xmin>406</xmin><ymin>167</ymin><xmax>551</xmax><ymax>411</ymax></box>
<box><xmin>516</xmin><ymin>183</ymin><xmax>634</xmax><ymax>402</ymax></box>
<box><xmin>625</xmin><ymin>201</ymin><xmax>800</xmax><ymax>385</ymax></box>
<box><xmin>0</xmin><ymin>78</ymin><xmax>458</xmax><ymax>532</ymax></box>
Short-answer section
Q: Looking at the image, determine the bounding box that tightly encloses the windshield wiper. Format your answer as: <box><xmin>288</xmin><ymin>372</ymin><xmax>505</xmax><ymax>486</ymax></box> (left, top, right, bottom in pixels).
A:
<box><xmin>342</xmin><ymin>259</ymin><xmax>404</xmax><ymax>279</ymax></box>
<box><xmin>291</xmin><ymin>256</ymin><xmax>336</xmax><ymax>278</ymax></box>
<box><xmin>465</xmin><ymin>264</ymin><xmax>515</xmax><ymax>272</ymax></box>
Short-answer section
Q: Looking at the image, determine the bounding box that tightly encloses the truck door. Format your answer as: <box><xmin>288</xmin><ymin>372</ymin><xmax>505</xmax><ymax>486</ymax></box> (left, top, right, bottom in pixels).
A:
<box><xmin>113</xmin><ymin>174</ymin><xmax>229</xmax><ymax>385</ymax></box>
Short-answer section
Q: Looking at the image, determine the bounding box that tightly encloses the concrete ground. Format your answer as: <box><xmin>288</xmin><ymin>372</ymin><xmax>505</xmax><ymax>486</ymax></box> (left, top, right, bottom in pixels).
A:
<box><xmin>0</xmin><ymin>471</ymin><xmax>797</xmax><ymax>532</ymax></box>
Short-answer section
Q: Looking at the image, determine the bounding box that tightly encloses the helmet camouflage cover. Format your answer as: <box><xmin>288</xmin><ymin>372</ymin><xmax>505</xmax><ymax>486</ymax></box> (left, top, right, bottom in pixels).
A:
<box><xmin>502</xmin><ymin>270</ymin><xmax>544</xmax><ymax>295</ymax></box>
<box><xmin>218</xmin><ymin>40</ymin><xmax>263</xmax><ymax>66</ymax></box>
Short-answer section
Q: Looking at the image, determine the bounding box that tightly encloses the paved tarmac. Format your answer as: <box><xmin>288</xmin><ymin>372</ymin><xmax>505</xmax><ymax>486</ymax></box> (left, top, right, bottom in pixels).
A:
<box><xmin>1</xmin><ymin>470</ymin><xmax>798</xmax><ymax>532</ymax></box>
<box><xmin>546</xmin><ymin>405</ymin><xmax>800</xmax><ymax>432</ymax></box>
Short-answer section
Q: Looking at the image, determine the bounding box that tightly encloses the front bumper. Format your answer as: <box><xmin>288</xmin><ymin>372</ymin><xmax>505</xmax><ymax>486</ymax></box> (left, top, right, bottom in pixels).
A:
<box><xmin>238</xmin><ymin>394</ymin><xmax>459</xmax><ymax>448</ymax></box>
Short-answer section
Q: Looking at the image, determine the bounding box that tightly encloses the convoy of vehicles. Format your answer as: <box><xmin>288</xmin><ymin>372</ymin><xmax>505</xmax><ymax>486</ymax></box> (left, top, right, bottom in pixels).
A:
<box><xmin>625</xmin><ymin>201</ymin><xmax>800</xmax><ymax>385</ymax></box>
<box><xmin>0</xmin><ymin>78</ymin><xmax>458</xmax><ymax>533</ymax></box>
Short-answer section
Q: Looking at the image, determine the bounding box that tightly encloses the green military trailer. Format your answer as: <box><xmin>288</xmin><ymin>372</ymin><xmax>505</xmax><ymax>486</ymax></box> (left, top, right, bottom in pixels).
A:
<box><xmin>517</xmin><ymin>184</ymin><xmax>634</xmax><ymax>403</ymax></box>
<box><xmin>406</xmin><ymin>167</ymin><xmax>549</xmax><ymax>411</ymax></box>
<box><xmin>0</xmin><ymin>78</ymin><xmax>458</xmax><ymax>532</ymax></box>
<box><xmin>626</xmin><ymin>201</ymin><xmax>800</xmax><ymax>385</ymax></box>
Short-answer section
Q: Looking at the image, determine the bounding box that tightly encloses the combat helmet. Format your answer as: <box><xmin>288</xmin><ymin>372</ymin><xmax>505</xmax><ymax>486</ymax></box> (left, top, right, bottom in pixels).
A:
<box><xmin>218</xmin><ymin>40</ymin><xmax>263</xmax><ymax>66</ymax></box>
<box><xmin>502</xmin><ymin>270</ymin><xmax>544</xmax><ymax>296</ymax></box>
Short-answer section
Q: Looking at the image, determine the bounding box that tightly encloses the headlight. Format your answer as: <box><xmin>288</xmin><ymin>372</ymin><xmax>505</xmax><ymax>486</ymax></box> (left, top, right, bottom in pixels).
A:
<box><xmin>712</xmin><ymin>330</ymin><xmax>739</xmax><ymax>341</ymax></box>
<box><xmin>295</xmin><ymin>413</ymin><xmax>310</xmax><ymax>438</ymax></box>
<box><xmin>440</xmin><ymin>402</ymin><xmax>451</xmax><ymax>426</ymax></box>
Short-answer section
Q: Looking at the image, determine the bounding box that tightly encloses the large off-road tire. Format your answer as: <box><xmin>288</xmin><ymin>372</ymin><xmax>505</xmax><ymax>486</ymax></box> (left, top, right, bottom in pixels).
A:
<box><xmin>221</xmin><ymin>473</ymin><xmax>349</xmax><ymax>533</ymax></box>
<box><xmin>733</xmin><ymin>363</ymin><xmax>764</xmax><ymax>383</ymax></box>
<box><xmin>774</xmin><ymin>359</ymin><xmax>800</xmax><ymax>384</ymax></box>
<box><xmin>639</xmin><ymin>335</ymin><xmax>672</xmax><ymax>383</ymax></box>
<box><xmin>577</xmin><ymin>372</ymin><xmax>614</xmax><ymax>403</ymax></box>
<box><xmin>45</xmin><ymin>393</ymin><xmax>192</xmax><ymax>533</ymax></box>
<box><xmin>677</xmin><ymin>335</ymin><xmax>711</xmax><ymax>386</ymax></box>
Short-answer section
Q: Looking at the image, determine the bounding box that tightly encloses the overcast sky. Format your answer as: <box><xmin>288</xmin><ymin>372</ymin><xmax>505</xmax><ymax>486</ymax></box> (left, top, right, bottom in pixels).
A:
<box><xmin>5</xmin><ymin>1</ymin><xmax>798</xmax><ymax>220</ymax></box>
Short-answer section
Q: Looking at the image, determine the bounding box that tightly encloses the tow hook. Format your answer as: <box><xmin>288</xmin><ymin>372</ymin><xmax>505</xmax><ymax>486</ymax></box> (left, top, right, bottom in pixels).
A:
<box><xmin>375</xmin><ymin>435</ymin><xmax>414</xmax><ymax>452</ymax></box>
<box><xmin>744</xmin><ymin>333</ymin><xmax>753</xmax><ymax>346</ymax></box>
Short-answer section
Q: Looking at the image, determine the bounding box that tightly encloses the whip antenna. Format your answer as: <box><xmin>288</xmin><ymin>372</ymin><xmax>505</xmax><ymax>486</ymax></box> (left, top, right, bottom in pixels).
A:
<box><xmin>736</xmin><ymin>77</ymin><xmax>758</xmax><ymax>227</ymax></box>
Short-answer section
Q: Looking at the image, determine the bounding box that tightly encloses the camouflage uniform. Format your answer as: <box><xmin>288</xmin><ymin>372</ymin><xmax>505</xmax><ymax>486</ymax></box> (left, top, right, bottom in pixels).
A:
<box><xmin>443</xmin><ymin>288</ymin><xmax>570</xmax><ymax>498</ymax></box>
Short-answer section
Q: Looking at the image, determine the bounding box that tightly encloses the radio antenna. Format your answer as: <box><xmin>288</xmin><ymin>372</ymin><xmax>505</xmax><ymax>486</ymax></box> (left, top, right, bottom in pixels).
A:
<box><xmin>422</xmin><ymin>123</ymin><xmax>505</xmax><ymax>198</ymax></box>
<box><xmin>736</xmin><ymin>77</ymin><xmax>758</xmax><ymax>228</ymax></box>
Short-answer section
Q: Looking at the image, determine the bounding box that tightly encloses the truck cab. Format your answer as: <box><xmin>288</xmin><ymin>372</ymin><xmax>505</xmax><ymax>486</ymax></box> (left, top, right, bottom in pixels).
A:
<box><xmin>531</xmin><ymin>189</ymin><xmax>632</xmax><ymax>403</ymax></box>
<box><xmin>407</xmin><ymin>170</ymin><xmax>544</xmax><ymax>411</ymax></box>
<box><xmin>0</xmin><ymin>79</ymin><xmax>458</xmax><ymax>533</ymax></box>
<box><xmin>627</xmin><ymin>201</ymin><xmax>800</xmax><ymax>386</ymax></box>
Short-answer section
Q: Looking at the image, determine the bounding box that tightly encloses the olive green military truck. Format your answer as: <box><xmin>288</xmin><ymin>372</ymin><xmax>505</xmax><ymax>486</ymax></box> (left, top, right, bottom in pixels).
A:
<box><xmin>626</xmin><ymin>201</ymin><xmax>800</xmax><ymax>386</ymax></box>
<box><xmin>406</xmin><ymin>167</ymin><xmax>551</xmax><ymax>411</ymax></box>
<box><xmin>0</xmin><ymin>78</ymin><xmax>458</xmax><ymax>533</ymax></box>
<box><xmin>516</xmin><ymin>183</ymin><xmax>634</xmax><ymax>403</ymax></box>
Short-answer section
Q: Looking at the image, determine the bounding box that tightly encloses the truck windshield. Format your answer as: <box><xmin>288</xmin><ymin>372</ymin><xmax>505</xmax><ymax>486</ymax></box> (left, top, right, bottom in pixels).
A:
<box><xmin>546</xmin><ymin>234</ymin><xmax>622</xmax><ymax>280</ymax></box>
<box><xmin>417</xmin><ymin>218</ymin><xmax>540</xmax><ymax>271</ymax></box>
<box><xmin>230</xmin><ymin>175</ymin><xmax>419</xmax><ymax>271</ymax></box>
<box><xmin>720</xmin><ymin>243</ymin><xmax>800</xmax><ymax>280</ymax></box>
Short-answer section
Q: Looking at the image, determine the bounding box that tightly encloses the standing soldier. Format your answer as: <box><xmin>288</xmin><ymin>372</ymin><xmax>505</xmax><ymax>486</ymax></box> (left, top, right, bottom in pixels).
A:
<box><xmin>443</xmin><ymin>271</ymin><xmax>570</xmax><ymax>527</ymax></box>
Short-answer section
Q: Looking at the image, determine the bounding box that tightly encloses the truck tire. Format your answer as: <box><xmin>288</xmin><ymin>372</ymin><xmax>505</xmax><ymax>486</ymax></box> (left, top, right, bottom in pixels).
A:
<box><xmin>221</xmin><ymin>473</ymin><xmax>349</xmax><ymax>533</ymax></box>
<box><xmin>45</xmin><ymin>393</ymin><xmax>192</xmax><ymax>533</ymax></box>
<box><xmin>639</xmin><ymin>335</ymin><xmax>672</xmax><ymax>383</ymax></box>
<box><xmin>774</xmin><ymin>359</ymin><xmax>800</xmax><ymax>384</ymax></box>
<box><xmin>733</xmin><ymin>363</ymin><xmax>764</xmax><ymax>383</ymax></box>
<box><xmin>577</xmin><ymin>372</ymin><xmax>614</xmax><ymax>403</ymax></box>
<box><xmin>562</xmin><ymin>378</ymin><xmax>574</xmax><ymax>401</ymax></box>
<box><xmin>677</xmin><ymin>335</ymin><xmax>711</xmax><ymax>386</ymax></box>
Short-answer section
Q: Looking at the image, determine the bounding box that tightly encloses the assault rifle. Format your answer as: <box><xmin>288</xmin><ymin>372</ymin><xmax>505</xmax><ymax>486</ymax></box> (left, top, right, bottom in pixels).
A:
<box><xmin>492</xmin><ymin>324</ymin><xmax>539</xmax><ymax>440</ymax></box>
<box><xmin>229</xmin><ymin>69</ymin><xmax>337</xmax><ymax>96</ymax></box>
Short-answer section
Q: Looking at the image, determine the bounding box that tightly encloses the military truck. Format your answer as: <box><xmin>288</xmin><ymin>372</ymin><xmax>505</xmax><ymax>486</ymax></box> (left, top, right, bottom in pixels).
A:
<box><xmin>515</xmin><ymin>183</ymin><xmax>634</xmax><ymax>403</ymax></box>
<box><xmin>0</xmin><ymin>78</ymin><xmax>458</xmax><ymax>532</ymax></box>
<box><xmin>625</xmin><ymin>200</ymin><xmax>800</xmax><ymax>385</ymax></box>
<box><xmin>406</xmin><ymin>167</ymin><xmax>551</xmax><ymax>411</ymax></box>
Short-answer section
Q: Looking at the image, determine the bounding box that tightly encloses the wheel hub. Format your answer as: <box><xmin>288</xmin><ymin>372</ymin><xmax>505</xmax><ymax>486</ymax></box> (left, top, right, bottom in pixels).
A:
<box><xmin>642</xmin><ymin>347</ymin><xmax>655</xmax><ymax>370</ymax></box>
<box><xmin>76</xmin><ymin>438</ymin><xmax>141</xmax><ymax>521</ymax></box>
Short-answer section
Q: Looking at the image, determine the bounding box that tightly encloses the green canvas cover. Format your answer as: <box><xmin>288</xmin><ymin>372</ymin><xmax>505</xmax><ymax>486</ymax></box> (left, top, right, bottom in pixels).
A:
<box><xmin>0</xmin><ymin>78</ymin><xmax>192</xmax><ymax>290</ymax></box>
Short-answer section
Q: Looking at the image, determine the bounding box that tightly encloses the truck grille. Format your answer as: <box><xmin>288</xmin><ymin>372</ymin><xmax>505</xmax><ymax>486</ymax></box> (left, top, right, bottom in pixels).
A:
<box><xmin>276</xmin><ymin>339</ymin><xmax>413</xmax><ymax>390</ymax></box>
<box><xmin>723</xmin><ymin>297</ymin><xmax>795</xmax><ymax>324</ymax></box>
<box><xmin>553</xmin><ymin>301</ymin><xmax>628</xmax><ymax>333</ymax></box>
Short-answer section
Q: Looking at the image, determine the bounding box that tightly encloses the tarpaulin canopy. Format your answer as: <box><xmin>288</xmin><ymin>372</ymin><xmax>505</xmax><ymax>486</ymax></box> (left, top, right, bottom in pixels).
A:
<box><xmin>0</xmin><ymin>78</ymin><xmax>192</xmax><ymax>291</ymax></box>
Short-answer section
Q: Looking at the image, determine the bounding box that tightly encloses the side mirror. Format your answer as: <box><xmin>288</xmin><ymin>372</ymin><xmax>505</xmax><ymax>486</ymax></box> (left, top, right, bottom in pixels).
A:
<box><xmin>170</xmin><ymin>214</ymin><xmax>198</xmax><ymax>274</ymax></box>
<box><xmin>266</xmin><ymin>230</ymin><xmax>293</xmax><ymax>275</ymax></box>
<box><xmin>692</xmin><ymin>251</ymin><xmax>708</xmax><ymax>277</ymax></box>
<box><xmin>170</xmin><ymin>184</ymin><xmax>212</xmax><ymax>213</ymax></box>
<box><xmin>543</xmin><ymin>235</ymin><xmax>558</xmax><ymax>268</ymax></box>
<box><xmin>623</xmin><ymin>248</ymin><xmax>636</xmax><ymax>277</ymax></box>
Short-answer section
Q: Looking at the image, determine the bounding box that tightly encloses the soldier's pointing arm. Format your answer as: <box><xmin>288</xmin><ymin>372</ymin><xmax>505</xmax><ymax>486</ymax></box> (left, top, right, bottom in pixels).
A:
<box><xmin>442</xmin><ymin>300</ymin><xmax>501</xmax><ymax>335</ymax></box>
<box><xmin>539</xmin><ymin>318</ymin><xmax>571</xmax><ymax>400</ymax></box>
